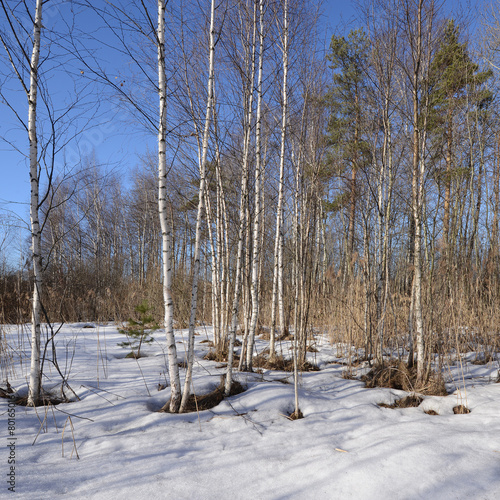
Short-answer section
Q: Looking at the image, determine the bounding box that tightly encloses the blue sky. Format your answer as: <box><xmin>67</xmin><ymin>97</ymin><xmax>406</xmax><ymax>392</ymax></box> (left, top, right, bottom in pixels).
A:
<box><xmin>0</xmin><ymin>1</ymin><xmax>357</xmax><ymax>225</ymax></box>
<box><xmin>0</xmin><ymin>0</ymin><xmax>486</xmax><ymax>255</ymax></box>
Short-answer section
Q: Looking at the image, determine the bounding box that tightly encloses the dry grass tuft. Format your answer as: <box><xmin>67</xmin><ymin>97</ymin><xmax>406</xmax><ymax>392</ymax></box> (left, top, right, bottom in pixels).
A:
<box><xmin>453</xmin><ymin>404</ymin><xmax>470</xmax><ymax>414</ymax></box>
<box><xmin>252</xmin><ymin>354</ymin><xmax>319</xmax><ymax>372</ymax></box>
<box><xmin>257</xmin><ymin>327</ymin><xmax>293</xmax><ymax>341</ymax></box>
<box><xmin>363</xmin><ymin>361</ymin><xmax>413</xmax><ymax>391</ymax></box>
<box><xmin>162</xmin><ymin>379</ymin><xmax>245</xmax><ymax>413</ymax></box>
<box><xmin>425</xmin><ymin>409</ymin><xmax>439</xmax><ymax>415</ymax></box>
<box><xmin>8</xmin><ymin>392</ymin><xmax>69</xmax><ymax>407</ymax></box>
<box><xmin>379</xmin><ymin>394</ymin><xmax>423</xmax><ymax>409</ymax></box>
<box><xmin>471</xmin><ymin>352</ymin><xmax>496</xmax><ymax>365</ymax></box>
<box><xmin>362</xmin><ymin>361</ymin><xmax>447</xmax><ymax>396</ymax></box>
<box><xmin>125</xmin><ymin>351</ymin><xmax>148</xmax><ymax>359</ymax></box>
<box><xmin>204</xmin><ymin>348</ymin><xmax>240</xmax><ymax>365</ymax></box>
<box><xmin>288</xmin><ymin>409</ymin><xmax>304</xmax><ymax>420</ymax></box>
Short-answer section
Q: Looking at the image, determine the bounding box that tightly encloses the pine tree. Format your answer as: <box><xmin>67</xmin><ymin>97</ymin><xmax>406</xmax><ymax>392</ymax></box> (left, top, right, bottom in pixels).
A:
<box><xmin>326</xmin><ymin>29</ymin><xmax>371</xmax><ymax>277</ymax></box>
<box><xmin>118</xmin><ymin>301</ymin><xmax>158</xmax><ymax>358</ymax></box>
<box><xmin>428</xmin><ymin>20</ymin><xmax>493</xmax><ymax>254</ymax></box>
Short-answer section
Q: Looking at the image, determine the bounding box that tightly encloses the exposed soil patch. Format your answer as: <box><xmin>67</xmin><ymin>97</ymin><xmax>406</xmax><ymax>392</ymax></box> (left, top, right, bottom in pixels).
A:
<box><xmin>471</xmin><ymin>353</ymin><xmax>496</xmax><ymax>365</ymax></box>
<box><xmin>161</xmin><ymin>380</ymin><xmax>245</xmax><ymax>413</ymax></box>
<box><xmin>125</xmin><ymin>352</ymin><xmax>148</xmax><ymax>359</ymax></box>
<box><xmin>362</xmin><ymin>361</ymin><xmax>447</xmax><ymax>396</ymax></box>
<box><xmin>204</xmin><ymin>348</ymin><xmax>240</xmax><ymax>365</ymax></box>
<box><xmin>379</xmin><ymin>394</ymin><xmax>423</xmax><ymax>409</ymax></box>
<box><xmin>6</xmin><ymin>392</ymin><xmax>70</xmax><ymax>407</ymax></box>
<box><xmin>453</xmin><ymin>404</ymin><xmax>471</xmax><ymax>414</ymax></box>
<box><xmin>252</xmin><ymin>354</ymin><xmax>319</xmax><ymax>372</ymax></box>
<box><xmin>288</xmin><ymin>409</ymin><xmax>304</xmax><ymax>420</ymax></box>
<box><xmin>276</xmin><ymin>377</ymin><xmax>291</xmax><ymax>384</ymax></box>
<box><xmin>258</xmin><ymin>328</ymin><xmax>292</xmax><ymax>341</ymax></box>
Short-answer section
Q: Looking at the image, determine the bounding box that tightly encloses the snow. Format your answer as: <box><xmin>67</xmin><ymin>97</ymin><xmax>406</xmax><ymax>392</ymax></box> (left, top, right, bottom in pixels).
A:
<box><xmin>1</xmin><ymin>323</ymin><xmax>500</xmax><ymax>499</ymax></box>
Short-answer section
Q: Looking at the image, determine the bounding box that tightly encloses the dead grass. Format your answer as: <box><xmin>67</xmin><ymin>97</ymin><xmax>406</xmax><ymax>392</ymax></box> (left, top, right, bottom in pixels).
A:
<box><xmin>379</xmin><ymin>394</ymin><xmax>423</xmax><ymax>409</ymax></box>
<box><xmin>471</xmin><ymin>352</ymin><xmax>496</xmax><ymax>365</ymax></box>
<box><xmin>288</xmin><ymin>409</ymin><xmax>304</xmax><ymax>420</ymax></box>
<box><xmin>258</xmin><ymin>328</ymin><xmax>293</xmax><ymax>341</ymax></box>
<box><xmin>252</xmin><ymin>354</ymin><xmax>319</xmax><ymax>372</ymax></box>
<box><xmin>425</xmin><ymin>409</ymin><xmax>439</xmax><ymax>415</ymax></box>
<box><xmin>204</xmin><ymin>348</ymin><xmax>240</xmax><ymax>365</ymax></box>
<box><xmin>453</xmin><ymin>404</ymin><xmax>471</xmax><ymax>414</ymax></box>
<box><xmin>162</xmin><ymin>379</ymin><xmax>245</xmax><ymax>413</ymax></box>
<box><xmin>362</xmin><ymin>361</ymin><xmax>447</xmax><ymax>396</ymax></box>
<box><xmin>125</xmin><ymin>351</ymin><xmax>148</xmax><ymax>359</ymax></box>
<box><xmin>6</xmin><ymin>391</ymin><xmax>69</xmax><ymax>407</ymax></box>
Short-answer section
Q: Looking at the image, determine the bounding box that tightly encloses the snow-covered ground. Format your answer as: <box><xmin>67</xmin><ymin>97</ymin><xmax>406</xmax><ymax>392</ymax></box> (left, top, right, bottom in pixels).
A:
<box><xmin>1</xmin><ymin>323</ymin><xmax>499</xmax><ymax>499</ymax></box>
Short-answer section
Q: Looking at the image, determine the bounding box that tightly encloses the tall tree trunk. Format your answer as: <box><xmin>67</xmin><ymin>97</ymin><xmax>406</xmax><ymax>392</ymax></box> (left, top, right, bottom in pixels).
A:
<box><xmin>410</xmin><ymin>0</ymin><xmax>425</xmax><ymax>383</ymax></box>
<box><xmin>246</xmin><ymin>0</ymin><xmax>265</xmax><ymax>371</ymax></box>
<box><xmin>158</xmin><ymin>0</ymin><xmax>181</xmax><ymax>413</ymax></box>
<box><xmin>225</xmin><ymin>0</ymin><xmax>257</xmax><ymax>394</ymax></box>
<box><xmin>269</xmin><ymin>0</ymin><xmax>288</xmax><ymax>360</ymax></box>
<box><xmin>27</xmin><ymin>0</ymin><xmax>44</xmax><ymax>407</ymax></box>
<box><xmin>180</xmin><ymin>0</ymin><xmax>216</xmax><ymax>412</ymax></box>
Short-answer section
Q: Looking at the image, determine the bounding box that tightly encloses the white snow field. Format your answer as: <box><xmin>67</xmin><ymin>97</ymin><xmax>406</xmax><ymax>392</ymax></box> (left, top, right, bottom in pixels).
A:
<box><xmin>1</xmin><ymin>323</ymin><xmax>499</xmax><ymax>499</ymax></box>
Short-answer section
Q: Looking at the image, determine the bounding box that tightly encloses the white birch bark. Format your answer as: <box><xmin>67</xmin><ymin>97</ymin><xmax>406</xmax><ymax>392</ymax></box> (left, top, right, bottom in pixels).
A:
<box><xmin>410</xmin><ymin>0</ymin><xmax>430</xmax><ymax>383</ymax></box>
<box><xmin>269</xmin><ymin>0</ymin><xmax>288</xmax><ymax>360</ymax></box>
<box><xmin>246</xmin><ymin>0</ymin><xmax>265</xmax><ymax>371</ymax></box>
<box><xmin>225</xmin><ymin>0</ymin><xmax>257</xmax><ymax>393</ymax></box>
<box><xmin>179</xmin><ymin>0</ymin><xmax>216</xmax><ymax>412</ymax></box>
<box><xmin>157</xmin><ymin>0</ymin><xmax>181</xmax><ymax>413</ymax></box>
<box><xmin>27</xmin><ymin>0</ymin><xmax>43</xmax><ymax>407</ymax></box>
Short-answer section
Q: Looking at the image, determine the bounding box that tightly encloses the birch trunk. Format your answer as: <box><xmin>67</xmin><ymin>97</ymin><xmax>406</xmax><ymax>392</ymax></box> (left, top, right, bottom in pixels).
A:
<box><xmin>410</xmin><ymin>0</ymin><xmax>427</xmax><ymax>384</ymax></box>
<box><xmin>180</xmin><ymin>0</ymin><xmax>216</xmax><ymax>412</ymax></box>
<box><xmin>225</xmin><ymin>0</ymin><xmax>257</xmax><ymax>394</ymax></box>
<box><xmin>270</xmin><ymin>0</ymin><xmax>288</xmax><ymax>360</ymax></box>
<box><xmin>246</xmin><ymin>0</ymin><xmax>265</xmax><ymax>371</ymax></box>
<box><xmin>27</xmin><ymin>0</ymin><xmax>43</xmax><ymax>407</ymax></box>
<box><xmin>157</xmin><ymin>0</ymin><xmax>181</xmax><ymax>413</ymax></box>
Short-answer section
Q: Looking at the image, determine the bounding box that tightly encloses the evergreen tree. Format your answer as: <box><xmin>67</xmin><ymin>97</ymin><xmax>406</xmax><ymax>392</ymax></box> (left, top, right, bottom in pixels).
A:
<box><xmin>326</xmin><ymin>29</ymin><xmax>371</xmax><ymax>274</ymax></box>
<box><xmin>428</xmin><ymin>20</ymin><xmax>492</xmax><ymax>251</ymax></box>
<box><xmin>119</xmin><ymin>301</ymin><xmax>158</xmax><ymax>358</ymax></box>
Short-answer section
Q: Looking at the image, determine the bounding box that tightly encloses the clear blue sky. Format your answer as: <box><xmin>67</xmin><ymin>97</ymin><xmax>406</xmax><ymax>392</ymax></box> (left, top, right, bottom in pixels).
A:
<box><xmin>0</xmin><ymin>0</ymin><xmax>487</xmax><ymax>259</ymax></box>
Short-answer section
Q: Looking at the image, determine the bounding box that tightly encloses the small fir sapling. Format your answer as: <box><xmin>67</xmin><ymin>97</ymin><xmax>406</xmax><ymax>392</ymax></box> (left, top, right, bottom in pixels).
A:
<box><xmin>118</xmin><ymin>301</ymin><xmax>158</xmax><ymax>358</ymax></box>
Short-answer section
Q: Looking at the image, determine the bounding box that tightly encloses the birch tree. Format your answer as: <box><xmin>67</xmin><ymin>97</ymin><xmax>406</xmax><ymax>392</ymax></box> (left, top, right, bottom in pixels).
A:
<box><xmin>246</xmin><ymin>0</ymin><xmax>266</xmax><ymax>371</ymax></box>
<box><xmin>180</xmin><ymin>0</ymin><xmax>217</xmax><ymax>412</ymax></box>
<box><xmin>157</xmin><ymin>0</ymin><xmax>181</xmax><ymax>412</ymax></box>
<box><xmin>400</xmin><ymin>0</ymin><xmax>438</xmax><ymax>382</ymax></box>
<box><xmin>269</xmin><ymin>0</ymin><xmax>289</xmax><ymax>360</ymax></box>
<box><xmin>225</xmin><ymin>0</ymin><xmax>257</xmax><ymax>392</ymax></box>
<box><xmin>0</xmin><ymin>0</ymin><xmax>43</xmax><ymax>406</ymax></box>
